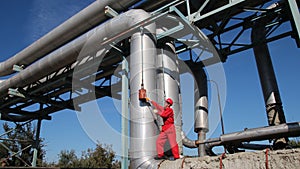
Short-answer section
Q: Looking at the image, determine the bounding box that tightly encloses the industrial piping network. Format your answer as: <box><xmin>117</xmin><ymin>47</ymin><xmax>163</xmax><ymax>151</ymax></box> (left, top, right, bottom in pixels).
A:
<box><xmin>0</xmin><ymin>0</ymin><xmax>175</xmax><ymax>77</ymax></box>
<box><xmin>0</xmin><ymin>5</ymin><xmax>195</xmax><ymax>168</ymax></box>
<box><xmin>0</xmin><ymin>0</ymin><xmax>141</xmax><ymax>77</ymax></box>
<box><xmin>0</xmin><ymin>0</ymin><xmax>300</xmax><ymax>169</ymax></box>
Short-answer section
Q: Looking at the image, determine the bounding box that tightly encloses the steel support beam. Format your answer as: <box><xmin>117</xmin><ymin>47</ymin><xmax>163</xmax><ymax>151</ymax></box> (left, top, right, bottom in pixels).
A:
<box><xmin>191</xmin><ymin>0</ymin><xmax>246</xmax><ymax>22</ymax></box>
<box><xmin>31</xmin><ymin>118</ymin><xmax>42</xmax><ymax>167</ymax></box>
<box><xmin>121</xmin><ymin>58</ymin><xmax>129</xmax><ymax>169</ymax></box>
<box><xmin>286</xmin><ymin>0</ymin><xmax>300</xmax><ymax>47</ymax></box>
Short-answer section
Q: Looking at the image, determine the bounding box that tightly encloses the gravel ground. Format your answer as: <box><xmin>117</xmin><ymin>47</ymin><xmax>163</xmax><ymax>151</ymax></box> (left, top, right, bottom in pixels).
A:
<box><xmin>159</xmin><ymin>148</ymin><xmax>300</xmax><ymax>169</ymax></box>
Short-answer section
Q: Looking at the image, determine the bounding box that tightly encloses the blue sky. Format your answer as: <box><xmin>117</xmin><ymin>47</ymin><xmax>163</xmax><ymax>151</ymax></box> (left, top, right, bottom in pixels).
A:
<box><xmin>0</xmin><ymin>0</ymin><xmax>300</xmax><ymax>163</ymax></box>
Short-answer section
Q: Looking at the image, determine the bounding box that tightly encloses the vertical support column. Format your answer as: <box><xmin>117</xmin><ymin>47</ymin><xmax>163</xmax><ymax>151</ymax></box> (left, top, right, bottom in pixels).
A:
<box><xmin>121</xmin><ymin>58</ymin><xmax>129</xmax><ymax>169</ymax></box>
<box><xmin>32</xmin><ymin>118</ymin><xmax>42</xmax><ymax>167</ymax></box>
<box><xmin>192</xmin><ymin>67</ymin><xmax>208</xmax><ymax>157</ymax></box>
<box><xmin>251</xmin><ymin>19</ymin><xmax>288</xmax><ymax>148</ymax></box>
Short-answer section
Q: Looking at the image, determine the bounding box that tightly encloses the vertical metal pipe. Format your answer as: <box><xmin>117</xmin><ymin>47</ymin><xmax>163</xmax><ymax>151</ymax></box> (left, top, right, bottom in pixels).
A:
<box><xmin>129</xmin><ymin>22</ymin><xmax>158</xmax><ymax>168</ymax></box>
<box><xmin>121</xmin><ymin>58</ymin><xmax>129</xmax><ymax>169</ymax></box>
<box><xmin>157</xmin><ymin>41</ymin><xmax>183</xmax><ymax>155</ymax></box>
<box><xmin>32</xmin><ymin>118</ymin><xmax>42</xmax><ymax>167</ymax></box>
<box><xmin>251</xmin><ymin>13</ymin><xmax>287</xmax><ymax>147</ymax></box>
<box><xmin>192</xmin><ymin>67</ymin><xmax>208</xmax><ymax>156</ymax></box>
<box><xmin>197</xmin><ymin>131</ymin><xmax>206</xmax><ymax>156</ymax></box>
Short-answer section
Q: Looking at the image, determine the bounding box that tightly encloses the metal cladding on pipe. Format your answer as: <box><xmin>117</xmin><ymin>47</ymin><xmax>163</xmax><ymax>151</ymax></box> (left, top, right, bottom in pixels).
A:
<box><xmin>220</xmin><ymin>122</ymin><xmax>300</xmax><ymax>144</ymax></box>
<box><xmin>156</xmin><ymin>40</ymin><xmax>183</xmax><ymax>154</ymax></box>
<box><xmin>0</xmin><ymin>0</ymin><xmax>141</xmax><ymax>77</ymax></box>
<box><xmin>192</xmin><ymin>67</ymin><xmax>208</xmax><ymax>156</ymax></box>
<box><xmin>0</xmin><ymin>8</ymin><xmax>176</xmax><ymax>168</ymax></box>
<box><xmin>180</xmin><ymin>131</ymin><xmax>197</xmax><ymax>148</ymax></box>
<box><xmin>203</xmin><ymin>122</ymin><xmax>300</xmax><ymax>155</ymax></box>
<box><xmin>193</xmin><ymin>67</ymin><xmax>208</xmax><ymax>132</ymax></box>
<box><xmin>129</xmin><ymin>12</ymin><xmax>161</xmax><ymax>169</ymax></box>
<box><xmin>0</xmin><ymin>41</ymin><xmax>82</xmax><ymax>98</ymax></box>
<box><xmin>0</xmin><ymin>9</ymin><xmax>153</xmax><ymax>98</ymax></box>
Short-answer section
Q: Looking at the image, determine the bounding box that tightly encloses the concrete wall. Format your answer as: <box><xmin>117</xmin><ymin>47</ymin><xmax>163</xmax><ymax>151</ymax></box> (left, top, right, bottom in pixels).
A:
<box><xmin>159</xmin><ymin>148</ymin><xmax>300</xmax><ymax>169</ymax></box>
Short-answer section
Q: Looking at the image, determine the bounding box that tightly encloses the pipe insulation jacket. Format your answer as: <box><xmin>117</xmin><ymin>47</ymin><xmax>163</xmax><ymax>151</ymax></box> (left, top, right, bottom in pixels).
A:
<box><xmin>0</xmin><ymin>9</ymin><xmax>153</xmax><ymax>98</ymax></box>
<box><xmin>1</xmin><ymin>9</ymin><xmax>162</xmax><ymax>169</ymax></box>
<box><xmin>204</xmin><ymin>122</ymin><xmax>300</xmax><ymax>153</ymax></box>
<box><xmin>220</xmin><ymin>122</ymin><xmax>300</xmax><ymax>144</ymax></box>
<box><xmin>193</xmin><ymin>67</ymin><xmax>208</xmax><ymax>132</ymax></box>
<box><xmin>191</xmin><ymin>66</ymin><xmax>208</xmax><ymax>156</ymax></box>
<box><xmin>0</xmin><ymin>0</ymin><xmax>141</xmax><ymax>77</ymax></box>
<box><xmin>128</xmin><ymin>11</ymin><xmax>161</xmax><ymax>169</ymax></box>
<box><xmin>180</xmin><ymin>131</ymin><xmax>197</xmax><ymax>148</ymax></box>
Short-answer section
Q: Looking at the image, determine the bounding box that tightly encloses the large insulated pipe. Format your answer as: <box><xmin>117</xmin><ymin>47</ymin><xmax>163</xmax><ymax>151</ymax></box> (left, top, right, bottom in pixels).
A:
<box><xmin>191</xmin><ymin>65</ymin><xmax>208</xmax><ymax>157</ymax></box>
<box><xmin>0</xmin><ymin>9</ymin><xmax>161</xmax><ymax>168</ymax></box>
<box><xmin>129</xmin><ymin>15</ymin><xmax>160</xmax><ymax>169</ymax></box>
<box><xmin>205</xmin><ymin>121</ymin><xmax>300</xmax><ymax>151</ymax></box>
<box><xmin>0</xmin><ymin>0</ymin><xmax>141</xmax><ymax>77</ymax></box>
<box><xmin>251</xmin><ymin>3</ymin><xmax>288</xmax><ymax>147</ymax></box>
<box><xmin>0</xmin><ymin>9</ymin><xmax>153</xmax><ymax>99</ymax></box>
<box><xmin>156</xmin><ymin>40</ymin><xmax>183</xmax><ymax>155</ymax></box>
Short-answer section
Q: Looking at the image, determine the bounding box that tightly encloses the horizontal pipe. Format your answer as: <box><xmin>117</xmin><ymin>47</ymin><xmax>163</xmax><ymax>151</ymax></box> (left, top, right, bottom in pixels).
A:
<box><xmin>0</xmin><ymin>9</ymin><xmax>154</xmax><ymax>99</ymax></box>
<box><xmin>0</xmin><ymin>0</ymin><xmax>177</xmax><ymax>77</ymax></box>
<box><xmin>238</xmin><ymin>143</ymin><xmax>271</xmax><ymax>150</ymax></box>
<box><xmin>203</xmin><ymin>122</ymin><xmax>300</xmax><ymax>152</ymax></box>
<box><xmin>181</xmin><ymin>131</ymin><xmax>197</xmax><ymax>148</ymax></box>
<box><xmin>0</xmin><ymin>0</ymin><xmax>141</xmax><ymax>77</ymax></box>
<box><xmin>220</xmin><ymin>122</ymin><xmax>300</xmax><ymax>144</ymax></box>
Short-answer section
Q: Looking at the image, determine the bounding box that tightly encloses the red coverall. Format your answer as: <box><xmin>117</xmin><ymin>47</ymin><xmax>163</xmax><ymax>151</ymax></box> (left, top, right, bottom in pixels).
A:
<box><xmin>151</xmin><ymin>101</ymin><xmax>180</xmax><ymax>159</ymax></box>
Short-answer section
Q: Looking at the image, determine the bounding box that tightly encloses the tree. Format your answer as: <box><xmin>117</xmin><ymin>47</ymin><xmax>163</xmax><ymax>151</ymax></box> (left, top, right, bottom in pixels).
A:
<box><xmin>0</xmin><ymin>141</ymin><xmax>9</xmax><ymax>167</ymax></box>
<box><xmin>55</xmin><ymin>144</ymin><xmax>120</xmax><ymax>168</ymax></box>
<box><xmin>0</xmin><ymin>142</ymin><xmax>9</xmax><ymax>158</ymax></box>
<box><xmin>79</xmin><ymin>144</ymin><xmax>120</xmax><ymax>168</ymax></box>
<box><xmin>289</xmin><ymin>137</ymin><xmax>300</xmax><ymax>148</ymax></box>
<box><xmin>57</xmin><ymin>150</ymin><xmax>79</xmax><ymax>168</ymax></box>
<box><xmin>0</xmin><ymin>122</ymin><xmax>45</xmax><ymax>167</ymax></box>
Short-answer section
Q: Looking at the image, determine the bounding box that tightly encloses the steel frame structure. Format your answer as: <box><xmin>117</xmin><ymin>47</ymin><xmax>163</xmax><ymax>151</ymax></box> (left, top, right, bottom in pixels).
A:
<box><xmin>0</xmin><ymin>0</ymin><xmax>299</xmax><ymax>167</ymax></box>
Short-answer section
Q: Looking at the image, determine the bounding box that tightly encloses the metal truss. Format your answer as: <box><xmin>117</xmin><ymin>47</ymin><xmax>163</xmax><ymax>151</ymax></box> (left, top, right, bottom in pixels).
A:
<box><xmin>0</xmin><ymin>1</ymin><xmax>299</xmax><ymax>166</ymax></box>
<box><xmin>172</xmin><ymin>0</ymin><xmax>299</xmax><ymax>65</ymax></box>
<box><xmin>0</xmin><ymin>43</ymin><xmax>127</xmax><ymax>122</ymax></box>
<box><xmin>0</xmin><ymin>120</ymin><xmax>35</xmax><ymax>167</ymax></box>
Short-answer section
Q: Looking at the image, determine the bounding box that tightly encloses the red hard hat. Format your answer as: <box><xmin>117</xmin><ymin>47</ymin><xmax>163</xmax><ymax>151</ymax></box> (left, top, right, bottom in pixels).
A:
<box><xmin>166</xmin><ymin>98</ymin><xmax>173</xmax><ymax>106</ymax></box>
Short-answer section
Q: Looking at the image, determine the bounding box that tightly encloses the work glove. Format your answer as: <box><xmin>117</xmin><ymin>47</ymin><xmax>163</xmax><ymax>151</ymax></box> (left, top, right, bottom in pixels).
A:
<box><xmin>145</xmin><ymin>97</ymin><xmax>150</xmax><ymax>102</ymax></box>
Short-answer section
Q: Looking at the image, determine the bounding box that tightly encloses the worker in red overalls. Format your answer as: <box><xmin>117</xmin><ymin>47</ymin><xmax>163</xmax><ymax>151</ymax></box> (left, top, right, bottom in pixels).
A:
<box><xmin>146</xmin><ymin>97</ymin><xmax>180</xmax><ymax>160</ymax></box>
